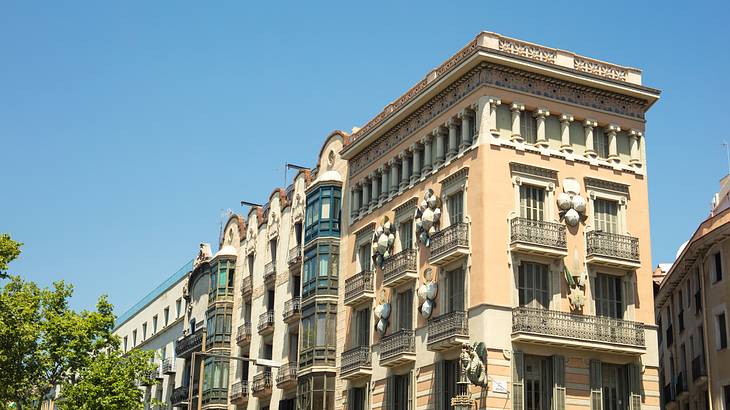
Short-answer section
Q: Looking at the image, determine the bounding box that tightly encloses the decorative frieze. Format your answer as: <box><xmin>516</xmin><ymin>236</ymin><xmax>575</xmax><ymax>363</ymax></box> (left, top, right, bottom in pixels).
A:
<box><xmin>498</xmin><ymin>38</ymin><xmax>557</xmax><ymax>64</ymax></box>
<box><xmin>440</xmin><ymin>167</ymin><xmax>470</xmax><ymax>193</ymax></box>
<box><xmin>509</xmin><ymin>162</ymin><xmax>558</xmax><ymax>180</ymax></box>
<box><xmin>584</xmin><ymin>177</ymin><xmax>630</xmax><ymax>195</ymax></box>
<box><xmin>574</xmin><ymin>57</ymin><xmax>628</xmax><ymax>82</ymax></box>
<box><xmin>354</xmin><ymin>222</ymin><xmax>376</xmax><ymax>244</ymax></box>
<box><xmin>394</xmin><ymin>197</ymin><xmax>419</xmax><ymax>220</ymax></box>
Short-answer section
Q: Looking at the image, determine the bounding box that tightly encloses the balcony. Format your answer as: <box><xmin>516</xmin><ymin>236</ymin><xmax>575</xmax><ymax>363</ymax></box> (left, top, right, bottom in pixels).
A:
<box><xmin>283</xmin><ymin>297</ymin><xmax>302</xmax><ymax>324</ymax></box>
<box><xmin>586</xmin><ymin>231</ymin><xmax>640</xmax><ymax>269</ymax></box>
<box><xmin>676</xmin><ymin>372</ymin><xmax>688</xmax><ymax>399</ymax></box>
<box><xmin>382</xmin><ymin>249</ymin><xmax>418</xmax><ymax>288</ymax></box>
<box><xmin>162</xmin><ymin>357</ymin><xmax>175</xmax><ymax>375</ymax></box>
<box><xmin>510</xmin><ymin>218</ymin><xmax>567</xmax><ymax>257</ymax></box>
<box><xmin>202</xmin><ymin>387</ymin><xmax>228</xmax><ymax>407</ymax></box>
<box><xmin>276</xmin><ymin>362</ymin><xmax>298</xmax><ymax>390</ymax></box>
<box><xmin>241</xmin><ymin>275</ymin><xmax>253</xmax><ymax>298</ymax></box>
<box><xmin>170</xmin><ymin>386</ymin><xmax>189</xmax><ymax>407</ymax></box>
<box><xmin>511</xmin><ymin>307</ymin><xmax>645</xmax><ymax>354</ymax></box>
<box><xmin>229</xmin><ymin>381</ymin><xmax>249</xmax><ymax>406</ymax></box>
<box><xmin>252</xmin><ymin>370</ymin><xmax>273</xmax><ymax>398</ymax></box>
<box><xmin>429</xmin><ymin>223</ymin><xmax>470</xmax><ymax>266</ymax></box>
<box><xmin>427</xmin><ymin>310</ymin><xmax>469</xmax><ymax>351</ymax></box>
<box><xmin>258</xmin><ymin>311</ymin><xmax>275</xmax><ymax>336</ymax></box>
<box><xmin>175</xmin><ymin>327</ymin><xmax>204</xmax><ymax>358</ymax></box>
<box><xmin>380</xmin><ymin>329</ymin><xmax>416</xmax><ymax>367</ymax></box>
<box><xmin>341</xmin><ymin>346</ymin><xmax>372</xmax><ymax>380</ymax></box>
<box><xmin>236</xmin><ymin>323</ymin><xmax>252</xmax><ymax>347</ymax></box>
<box><xmin>344</xmin><ymin>270</ymin><xmax>374</xmax><ymax>307</ymax></box>
<box><xmin>264</xmin><ymin>261</ymin><xmax>277</xmax><ymax>287</ymax></box>
<box><xmin>692</xmin><ymin>356</ymin><xmax>707</xmax><ymax>384</ymax></box>
<box><xmin>288</xmin><ymin>245</ymin><xmax>302</xmax><ymax>273</ymax></box>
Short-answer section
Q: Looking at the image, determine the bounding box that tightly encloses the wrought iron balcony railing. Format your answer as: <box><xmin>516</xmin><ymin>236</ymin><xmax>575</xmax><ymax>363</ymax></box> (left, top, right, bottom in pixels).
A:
<box><xmin>252</xmin><ymin>370</ymin><xmax>273</xmax><ymax>395</ymax></box>
<box><xmin>288</xmin><ymin>245</ymin><xmax>302</xmax><ymax>267</ymax></box>
<box><xmin>430</xmin><ymin>222</ymin><xmax>469</xmax><ymax>263</ymax></box>
<box><xmin>258</xmin><ymin>311</ymin><xmax>275</xmax><ymax>334</ymax></box>
<box><xmin>344</xmin><ymin>270</ymin><xmax>374</xmax><ymax>305</ymax></box>
<box><xmin>229</xmin><ymin>381</ymin><xmax>249</xmax><ymax>403</ymax></box>
<box><xmin>161</xmin><ymin>357</ymin><xmax>175</xmax><ymax>374</ymax></box>
<box><xmin>264</xmin><ymin>262</ymin><xmax>276</xmax><ymax>286</ymax></box>
<box><xmin>512</xmin><ymin>306</ymin><xmax>645</xmax><ymax>348</ymax></box>
<box><xmin>510</xmin><ymin>217</ymin><xmax>567</xmax><ymax>251</ymax></box>
<box><xmin>283</xmin><ymin>297</ymin><xmax>301</xmax><ymax>322</ymax></box>
<box><xmin>276</xmin><ymin>362</ymin><xmax>298</xmax><ymax>388</ymax></box>
<box><xmin>380</xmin><ymin>329</ymin><xmax>415</xmax><ymax>364</ymax></box>
<box><xmin>175</xmin><ymin>327</ymin><xmax>204</xmax><ymax>358</ymax></box>
<box><xmin>241</xmin><ymin>275</ymin><xmax>253</xmax><ymax>297</ymax></box>
<box><xmin>341</xmin><ymin>346</ymin><xmax>371</xmax><ymax>376</ymax></box>
<box><xmin>586</xmin><ymin>230</ymin><xmax>640</xmax><ymax>263</ymax></box>
<box><xmin>427</xmin><ymin>310</ymin><xmax>469</xmax><ymax>348</ymax></box>
<box><xmin>382</xmin><ymin>249</ymin><xmax>417</xmax><ymax>287</ymax></box>
<box><xmin>236</xmin><ymin>323</ymin><xmax>252</xmax><ymax>346</ymax></box>
<box><xmin>170</xmin><ymin>386</ymin><xmax>189</xmax><ymax>406</ymax></box>
<box><xmin>692</xmin><ymin>356</ymin><xmax>707</xmax><ymax>382</ymax></box>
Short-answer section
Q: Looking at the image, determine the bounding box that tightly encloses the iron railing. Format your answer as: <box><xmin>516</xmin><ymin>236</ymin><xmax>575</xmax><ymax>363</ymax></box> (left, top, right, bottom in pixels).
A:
<box><xmin>229</xmin><ymin>381</ymin><xmax>249</xmax><ymax>402</ymax></box>
<box><xmin>276</xmin><ymin>363</ymin><xmax>298</xmax><ymax>386</ymax></box>
<box><xmin>380</xmin><ymin>329</ymin><xmax>415</xmax><ymax>362</ymax></box>
<box><xmin>512</xmin><ymin>306</ymin><xmax>645</xmax><ymax>347</ymax></box>
<box><xmin>161</xmin><ymin>357</ymin><xmax>175</xmax><ymax>374</ymax></box>
<box><xmin>344</xmin><ymin>270</ymin><xmax>374</xmax><ymax>304</ymax></box>
<box><xmin>175</xmin><ymin>327</ymin><xmax>204</xmax><ymax>358</ymax></box>
<box><xmin>241</xmin><ymin>275</ymin><xmax>253</xmax><ymax>297</ymax></box>
<box><xmin>288</xmin><ymin>245</ymin><xmax>302</xmax><ymax>266</ymax></box>
<box><xmin>252</xmin><ymin>370</ymin><xmax>273</xmax><ymax>394</ymax></box>
<box><xmin>264</xmin><ymin>262</ymin><xmax>276</xmax><ymax>285</ymax></box>
<box><xmin>510</xmin><ymin>217</ymin><xmax>567</xmax><ymax>250</ymax></box>
<box><xmin>283</xmin><ymin>297</ymin><xmax>301</xmax><ymax>321</ymax></box>
<box><xmin>383</xmin><ymin>249</ymin><xmax>417</xmax><ymax>285</ymax></box>
<box><xmin>341</xmin><ymin>346</ymin><xmax>371</xmax><ymax>375</ymax></box>
<box><xmin>236</xmin><ymin>323</ymin><xmax>252</xmax><ymax>345</ymax></box>
<box><xmin>427</xmin><ymin>310</ymin><xmax>469</xmax><ymax>347</ymax></box>
<box><xmin>430</xmin><ymin>222</ymin><xmax>469</xmax><ymax>261</ymax></box>
<box><xmin>586</xmin><ymin>231</ymin><xmax>640</xmax><ymax>262</ymax></box>
<box><xmin>170</xmin><ymin>386</ymin><xmax>189</xmax><ymax>406</ymax></box>
<box><xmin>692</xmin><ymin>356</ymin><xmax>707</xmax><ymax>381</ymax></box>
<box><xmin>258</xmin><ymin>311</ymin><xmax>275</xmax><ymax>333</ymax></box>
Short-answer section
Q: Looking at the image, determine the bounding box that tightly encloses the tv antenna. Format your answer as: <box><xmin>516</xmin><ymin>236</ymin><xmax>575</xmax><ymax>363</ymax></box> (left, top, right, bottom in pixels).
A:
<box><xmin>284</xmin><ymin>162</ymin><xmax>308</xmax><ymax>186</ymax></box>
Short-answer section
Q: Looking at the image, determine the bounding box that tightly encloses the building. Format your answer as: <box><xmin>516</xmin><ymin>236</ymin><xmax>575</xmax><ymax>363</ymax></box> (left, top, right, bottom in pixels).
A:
<box><xmin>655</xmin><ymin>176</ymin><xmax>730</xmax><ymax>410</ymax></box>
<box><xmin>337</xmin><ymin>31</ymin><xmax>660</xmax><ymax>410</ymax></box>
<box><xmin>113</xmin><ymin>260</ymin><xmax>191</xmax><ymax>409</ymax></box>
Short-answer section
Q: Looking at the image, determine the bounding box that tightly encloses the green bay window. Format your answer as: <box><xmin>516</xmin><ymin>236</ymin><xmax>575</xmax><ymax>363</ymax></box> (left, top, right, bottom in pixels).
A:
<box><xmin>302</xmin><ymin>243</ymin><xmax>339</xmax><ymax>299</ymax></box>
<box><xmin>299</xmin><ymin>302</ymin><xmax>337</xmax><ymax>369</ymax></box>
<box><xmin>297</xmin><ymin>372</ymin><xmax>336</xmax><ymax>410</ymax></box>
<box><xmin>209</xmin><ymin>258</ymin><xmax>235</xmax><ymax>303</ymax></box>
<box><xmin>202</xmin><ymin>356</ymin><xmax>229</xmax><ymax>406</ymax></box>
<box><xmin>305</xmin><ymin>186</ymin><xmax>341</xmax><ymax>243</ymax></box>
<box><xmin>206</xmin><ymin>305</ymin><xmax>233</xmax><ymax>348</ymax></box>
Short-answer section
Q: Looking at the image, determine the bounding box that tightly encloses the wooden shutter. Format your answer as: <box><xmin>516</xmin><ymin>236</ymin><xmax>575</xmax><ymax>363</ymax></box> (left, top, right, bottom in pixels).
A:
<box><xmin>628</xmin><ymin>363</ymin><xmax>642</xmax><ymax>410</ymax></box>
<box><xmin>408</xmin><ymin>370</ymin><xmax>414</xmax><ymax>410</ymax></box>
<box><xmin>552</xmin><ymin>355</ymin><xmax>566</xmax><ymax>410</ymax></box>
<box><xmin>384</xmin><ymin>375</ymin><xmax>393</xmax><ymax>410</ymax></box>
<box><xmin>434</xmin><ymin>361</ymin><xmax>444</xmax><ymax>410</ymax></box>
<box><xmin>589</xmin><ymin>360</ymin><xmax>603</xmax><ymax>410</ymax></box>
<box><xmin>512</xmin><ymin>351</ymin><xmax>524</xmax><ymax>410</ymax></box>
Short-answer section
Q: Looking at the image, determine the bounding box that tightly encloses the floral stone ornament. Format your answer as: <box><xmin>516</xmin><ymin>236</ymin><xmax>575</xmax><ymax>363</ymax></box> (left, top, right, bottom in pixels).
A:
<box><xmin>373</xmin><ymin>290</ymin><xmax>391</xmax><ymax>335</ymax></box>
<box><xmin>415</xmin><ymin>189</ymin><xmax>442</xmax><ymax>246</ymax></box>
<box><xmin>557</xmin><ymin>177</ymin><xmax>587</xmax><ymax>227</ymax></box>
<box><xmin>564</xmin><ymin>251</ymin><xmax>587</xmax><ymax>310</ymax></box>
<box><xmin>371</xmin><ymin>217</ymin><xmax>395</xmax><ymax>269</ymax></box>
<box><xmin>417</xmin><ymin>268</ymin><xmax>438</xmax><ymax>319</ymax></box>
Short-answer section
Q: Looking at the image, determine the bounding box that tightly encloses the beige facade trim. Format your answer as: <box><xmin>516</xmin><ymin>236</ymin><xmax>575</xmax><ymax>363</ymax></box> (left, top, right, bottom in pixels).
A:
<box><xmin>584</xmin><ymin>176</ymin><xmax>630</xmax><ymax>195</ymax></box>
<box><xmin>509</xmin><ymin>162</ymin><xmax>558</xmax><ymax>181</ymax></box>
<box><xmin>439</xmin><ymin>167</ymin><xmax>470</xmax><ymax>192</ymax></box>
<box><xmin>394</xmin><ymin>197</ymin><xmax>419</xmax><ymax>220</ymax></box>
<box><xmin>353</xmin><ymin>222</ymin><xmax>376</xmax><ymax>244</ymax></box>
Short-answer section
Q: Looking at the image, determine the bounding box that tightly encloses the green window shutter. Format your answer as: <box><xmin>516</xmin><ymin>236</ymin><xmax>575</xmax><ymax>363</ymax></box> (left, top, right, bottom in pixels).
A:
<box><xmin>589</xmin><ymin>360</ymin><xmax>603</xmax><ymax>410</ymax></box>
<box><xmin>435</xmin><ymin>361</ymin><xmax>444</xmax><ymax>410</ymax></box>
<box><xmin>552</xmin><ymin>355</ymin><xmax>566</xmax><ymax>410</ymax></box>
<box><xmin>512</xmin><ymin>351</ymin><xmax>524</xmax><ymax>410</ymax></box>
<box><xmin>408</xmin><ymin>370</ymin><xmax>414</xmax><ymax>410</ymax></box>
<box><xmin>628</xmin><ymin>363</ymin><xmax>642</xmax><ymax>410</ymax></box>
<box><xmin>385</xmin><ymin>375</ymin><xmax>393</xmax><ymax>410</ymax></box>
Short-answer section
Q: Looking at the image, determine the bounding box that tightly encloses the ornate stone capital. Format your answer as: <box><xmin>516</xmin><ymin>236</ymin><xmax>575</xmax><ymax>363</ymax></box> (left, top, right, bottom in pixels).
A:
<box><xmin>447</xmin><ymin>117</ymin><xmax>461</xmax><ymax>128</ymax></box>
<box><xmin>432</xmin><ymin>126</ymin><xmax>446</xmax><ymax>137</ymax></box>
<box><xmin>583</xmin><ymin>119</ymin><xmax>598</xmax><ymax>128</ymax></box>
<box><xmin>458</xmin><ymin>108</ymin><xmax>474</xmax><ymax>119</ymax></box>
<box><xmin>560</xmin><ymin>113</ymin><xmax>574</xmax><ymax>123</ymax></box>
<box><xmin>510</xmin><ymin>102</ymin><xmax>525</xmax><ymax>112</ymax></box>
<box><xmin>534</xmin><ymin>108</ymin><xmax>550</xmax><ymax>118</ymax></box>
<box><xmin>604</xmin><ymin>123</ymin><xmax>621</xmax><ymax>134</ymax></box>
<box><xmin>410</xmin><ymin>143</ymin><xmax>422</xmax><ymax>152</ymax></box>
<box><xmin>629</xmin><ymin>129</ymin><xmax>643</xmax><ymax>140</ymax></box>
<box><xmin>368</xmin><ymin>171</ymin><xmax>377</xmax><ymax>180</ymax></box>
<box><xmin>398</xmin><ymin>150</ymin><xmax>410</xmax><ymax>160</ymax></box>
<box><xmin>488</xmin><ymin>97</ymin><xmax>502</xmax><ymax>106</ymax></box>
<box><xmin>388</xmin><ymin>158</ymin><xmax>398</xmax><ymax>167</ymax></box>
<box><xmin>421</xmin><ymin>134</ymin><xmax>433</xmax><ymax>144</ymax></box>
<box><xmin>378</xmin><ymin>165</ymin><xmax>387</xmax><ymax>173</ymax></box>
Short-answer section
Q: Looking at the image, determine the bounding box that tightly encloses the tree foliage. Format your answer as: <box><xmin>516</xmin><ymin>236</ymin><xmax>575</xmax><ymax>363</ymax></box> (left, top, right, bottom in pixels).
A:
<box><xmin>0</xmin><ymin>234</ymin><xmax>22</xmax><ymax>278</ymax></box>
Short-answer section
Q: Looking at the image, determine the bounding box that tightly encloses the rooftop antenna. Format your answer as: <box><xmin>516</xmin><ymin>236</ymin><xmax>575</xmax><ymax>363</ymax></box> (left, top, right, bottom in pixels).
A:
<box><xmin>723</xmin><ymin>141</ymin><xmax>730</xmax><ymax>176</ymax></box>
<box><xmin>218</xmin><ymin>208</ymin><xmax>233</xmax><ymax>248</ymax></box>
<box><xmin>284</xmin><ymin>163</ymin><xmax>308</xmax><ymax>186</ymax></box>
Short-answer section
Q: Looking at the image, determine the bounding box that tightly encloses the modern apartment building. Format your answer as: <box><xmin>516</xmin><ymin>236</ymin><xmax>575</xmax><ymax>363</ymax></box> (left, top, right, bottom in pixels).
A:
<box><xmin>655</xmin><ymin>176</ymin><xmax>730</xmax><ymax>410</ymax></box>
<box><xmin>337</xmin><ymin>31</ymin><xmax>660</xmax><ymax>410</ymax></box>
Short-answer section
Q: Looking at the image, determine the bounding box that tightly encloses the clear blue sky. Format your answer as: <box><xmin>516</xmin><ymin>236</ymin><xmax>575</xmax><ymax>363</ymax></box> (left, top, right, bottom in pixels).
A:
<box><xmin>2</xmin><ymin>0</ymin><xmax>729</xmax><ymax>314</ymax></box>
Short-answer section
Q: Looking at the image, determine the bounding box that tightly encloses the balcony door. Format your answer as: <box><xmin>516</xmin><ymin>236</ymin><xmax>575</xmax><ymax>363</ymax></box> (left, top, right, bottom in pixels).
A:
<box><xmin>446</xmin><ymin>267</ymin><xmax>465</xmax><ymax>312</ymax></box>
<box><xmin>524</xmin><ymin>356</ymin><xmax>552</xmax><ymax>410</ymax></box>
<box><xmin>594</xmin><ymin>199</ymin><xmax>619</xmax><ymax>233</ymax></box>
<box><xmin>397</xmin><ymin>289</ymin><xmax>413</xmax><ymax>331</ymax></box>
<box><xmin>595</xmin><ymin>274</ymin><xmax>624</xmax><ymax>319</ymax></box>
<box><xmin>448</xmin><ymin>191</ymin><xmax>464</xmax><ymax>225</ymax></box>
<box><xmin>518</xmin><ymin>262</ymin><xmax>550</xmax><ymax>309</ymax></box>
<box><xmin>358</xmin><ymin>243</ymin><xmax>371</xmax><ymax>272</ymax></box>
<box><xmin>399</xmin><ymin>219</ymin><xmax>413</xmax><ymax>251</ymax></box>
<box><xmin>520</xmin><ymin>185</ymin><xmax>545</xmax><ymax>221</ymax></box>
<box><xmin>601</xmin><ymin>364</ymin><xmax>628</xmax><ymax>410</ymax></box>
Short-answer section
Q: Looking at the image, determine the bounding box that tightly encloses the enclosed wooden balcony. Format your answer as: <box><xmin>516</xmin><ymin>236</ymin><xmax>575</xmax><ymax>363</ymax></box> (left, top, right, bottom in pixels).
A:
<box><xmin>427</xmin><ymin>310</ymin><xmax>469</xmax><ymax>351</ymax></box>
<box><xmin>251</xmin><ymin>370</ymin><xmax>273</xmax><ymax>398</ymax></box>
<box><xmin>344</xmin><ymin>270</ymin><xmax>374</xmax><ymax>307</ymax></box>
<box><xmin>276</xmin><ymin>362</ymin><xmax>298</xmax><ymax>390</ymax></box>
<box><xmin>510</xmin><ymin>217</ymin><xmax>567</xmax><ymax>257</ymax></box>
<box><xmin>586</xmin><ymin>230</ymin><xmax>641</xmax><ymax>269</ymax></box>
<box><xmin>241</xmin><ymin>275</ymin><xmax>253</xmax><ymax>298</ymax></box>
<box><xmin>229</xmin><ymin>381</ymin><xmax>249</xmax><ymax>406</ymax></box>
<box><xmin>175</xmin><ymin>327</ymin><xmax>204</xmax><ymax>359</ymax></box>
<box><xmin>429</xmin><ymin>223</ymin><xmax>470</xmax><ymax>266</ymax></box>
<box><xmin>264</xmin><ymin>262</ymin><xmax>277</xmax><ymax>287</ymax></box>
<box><xmin>379</xmin><ymin>329</ymin><xmax>416</xmax><ymax>367</ymax></box>
<box><xmin>382</xmin><ymin>249</ymin><xmax>418</xmax><ymax>288</ymax></box>
<box><xmin>288</xmin><ymin>245</ymin><xmax>302</xmax><ymax>273</ymax></box>
<box><xmin>283</xmin><ymin>297</ymin><xmax>302</xmax><ymax>325</ymax></box>
<box><xmin>340</xmin><ymin>346</ymin><xmax>372</xmax><ymax>380</ymax></box>
<box><xmin>236</xmin><ymin>323</ymin><xmax>252</xmax><ymax>347</ymax></box>
<box><xmin>511</xmin><ymin>306</ymin><xmax>645</xmax><ymax>354</ymax></box>
<box><xmin>258</xmin><ymin>311</ymin><xmax>275</xmax><ymax>336</ymax></box>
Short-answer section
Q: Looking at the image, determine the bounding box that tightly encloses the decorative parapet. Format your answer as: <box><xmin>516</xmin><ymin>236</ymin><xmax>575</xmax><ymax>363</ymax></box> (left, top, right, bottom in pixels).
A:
<box><xmin>574</xmin><ymin>56</ymin><xmax>628</xmax><ymax>81</ymax></box>
<box><xmin>498</xmin><ymin>37</ymin><xmax>557</xmax><ymax>63</ymax></box>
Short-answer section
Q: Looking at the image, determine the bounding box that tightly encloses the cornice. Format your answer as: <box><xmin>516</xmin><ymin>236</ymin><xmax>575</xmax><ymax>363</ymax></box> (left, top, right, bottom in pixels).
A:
<box><xmin>509</xmin><ymin>162</ymin><xmax>558</xmax><ymax>180</ymax></box>
<box><xmin>584</xmin><ymin>177</ymin><xmax>630</xmax><ymax>195</ymax></box>
<box><xmin>394</xmin><ymin>197</ymin><xmax>419</xmax><ymax>220</ymax></box>
<box><xmin>440</xmin><ymin>167</ymin><xmax>470</xmax><ymax>192</ymax></box>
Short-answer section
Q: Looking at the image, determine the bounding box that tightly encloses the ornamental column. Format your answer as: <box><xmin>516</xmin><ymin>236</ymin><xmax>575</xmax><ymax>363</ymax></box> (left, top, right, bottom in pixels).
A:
<box><xmin>489</xmin><ymin>97</ymin><xmax>501</xmax><ymax>134</ymax></box>
<box><xmin>433</xmin><ymin>127</ymin><xmax>446</xmax><ymax>167</ymax></box>
<box><xmin>422</xmin><ymin>135</ymin><xmax>433</xmax><ymax>175</ymax></box>
<box><xmin>361</xmin><ymin>178</ymin><xmax>370</xmax><ymax>215</ymax></box>
<box><xmin>583</xmin><ymin>119</ymin><xmax>598</xmax><ymax>158</ymax></box>
<box><xmin>369</xmin><ymin>171</ymin><xmax>378</xmax><ymax>209</ymax></box>
<box><xmin>410</xmin><ymin>144</ymin><xmax>422</xmax><ymax>184</ymax></box>
<box><xmin>351</xmin><ymin>185</ymin><xmax>360</xmax><ymax>219</ymax></box>
<box><xmin>560</xmin><ymin>113</ymin><xmax>574</xmax><ymax>153</ymax></box>
<box><xmin>458</xmin><ymin>110</ymin><xmax>472</xmax><ymax>151</ymax></box>
<box><xmin>447</xmin><ymin>118</ymin><xmax>459</xmax><ymax>160</ymax></box>
<box><xmin>605</xmin><ymin>124</ymin><xmax>621</xmax><ymax>164</ymax></box>
<box><xmin>399</xmin><ymin>151</ymin><xmax>410</xmax><ymax>191</ymax></box>
<box><xmin>629</xmin><ymin>129</ymin><xmax>643</xmax><ymax>168</ymax></box>
<box><xmin>379</xmin><ymin>165</ymin><xmax>389</xmax><ymax>202</ymax></box>
<box><xmin>389</xmin><ymin>158</ymin><xmax>399</xmax><ymax>197</ymax></box>
<box><xmin>534</xmin><ymin>108</ymin><xmax>550</xmax><ymax>149</ymax></box>
<box><xmin>510</xmin><ymin>102</ymin><xmax>525</xmax><ymax>143</ymax></box>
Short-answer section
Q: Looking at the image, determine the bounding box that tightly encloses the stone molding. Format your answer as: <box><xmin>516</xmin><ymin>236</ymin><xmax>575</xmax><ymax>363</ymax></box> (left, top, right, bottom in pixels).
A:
<box><xmin>498</xmin><ymin>37</ymin><xmax>557</xmax><ymax>64</ymax></box>
<box><xmin>394</xmin><ymin>197</ymin><xmax>419</xmax><ymax>220</ymax></box>
<box><xmin>574</xmin><ymin>57</ymin><xmax>628</xmax><ymax>81</ymax></box>
<box><xmin>509</xmin><ymin>162</ymin><xmax>558</xmax><ymax>180</ymax></box>
<box><xmin>584</xmin><ymin>177</ymin><xmax>630</xmax><ymax>195</ymax></box>
<box><xmin>440</xmin><ymin>167</ymin><xmax>470</xmax><ymax>192</ymax></box>
<box><xmin>354</xmin><ymin>222</ymin><xmax>376</xmax><ymax>244</ymax></box>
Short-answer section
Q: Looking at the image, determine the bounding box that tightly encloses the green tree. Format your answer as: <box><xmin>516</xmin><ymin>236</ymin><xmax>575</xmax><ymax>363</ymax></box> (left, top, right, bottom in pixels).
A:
<box><xmin>0</xmin><ymin>234</ymin><xmax>22</xmax><ymax>278</ymax></box>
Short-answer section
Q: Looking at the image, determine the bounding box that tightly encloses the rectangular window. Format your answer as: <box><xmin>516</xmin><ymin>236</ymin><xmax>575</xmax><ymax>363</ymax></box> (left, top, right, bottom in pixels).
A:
<box><xmin>132</xmin><ymin>330</ymin><xmax>137</xmax><ymax>347</ymax></box>
<box><xmin>152</xmin><ymin>315</ymin><xmax>158</xmax><ymax>335</ymax></box>
<box><xmin>518</xmin><ymin>262</ymin><xmax>550</xmax><ymax>309</ymax></box>
<box><xmin>448</xmin><ymin>191</ymin><xmax>464</xmax><ymax>224</ymax></box>
<box><xmin>714</xmin><ymin>252</ymin><xmax>723</xmax><ymax>282</ymax></box>
<box><xmin>443</xmin><ymin>360</ymin><xmax>459</xmax><ymax>410</ymax></box>
<box><xmin>397</xmin><ymin>289</ymin><xmax>413</xmax><ymax>330</ymax></box>
<box><xmin>524</xmin><ymin>355</ymin><xmax>552</xmax><ymax>410</ymax></box>
<box><xmin>358</xmin><ymin>243</ymin><xmax>371</xmax><ymax>272</ymax></box>
<box><xmin>594</xmin><ymin>199</ymin><xmax>619</xmax><ymax>233</ymax></box>
<box><xmin>446</xmin><ymin>268</ymin><xmax>465</xmax><ymax>312</ymax></box>
<box><xmin>355</xmin><ymin>308</ymin><xmax>370</xmax><ymax>347</ymax></box>
<box><xmin>520</xmin><ymin>185</ymin><xmax>545</xmax><ymax>221</ymax></box>
<box><xmin>164</xmin><ymin>307</ymin><xmax>169</xmax><ymax>327</ymax></box>
<box><xmin>520</xmin><ymin>111</ymin><xmax>537</xmax><ymax>144</ymax></box>
<box><xmin>595</xmin><ymin>274</ymin><xmax>623</xmax><ymax>319</ymax></box>
<box><xmin>351</xmin><ymin>386</ymin><xmax>367</xmax><ymax>410</ymax></box>
<box><xmin>717</xmin><ymin>312</ymin><xmax>728</xmax><ymax>350</ymax></box>
<box><xmin>723</xmin><ymin>385</ymin><xmax>730</xmax><ymax>410</ymax></box>
<box><xmin>270</xmin><ymin>239</ymin><xmax>277</xmax><ymax>263</ymax></box>
<box><xmin>248</xmin><ymin>254</ymin><xmax>255</xmax><ymax>276</ymax></box>
<box><xmin>399</xmin><ymin>220</ymin><xmax>413</xmax><ymax>250</ymax></box>
<box><xmin>124</xmin><ymin>336</ymin><xmax>128</xmax><ymax>352</ymax></box>
<box><xmin>594</xmin><ymin>127</ymin><xmax>609</xmax><ymax>159</ymax></box>
<box><xmin>142</xmin><ymin>323</ymin><xmax>147</xmax><ymax>340</ymax></box>
<box><xmin>391</xmin><ymin>373</ymin><xmax>412</xmax><ymax>410</ymax></box>
<box><xmin>176</xmin><ymin>299</ymin><xmax>182</xmax><ymax>319</ymax></box>
<box><xmin>601</xmin><ymin>364</ymin><xmax>627</xmax><ymax>410</ymax></box>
